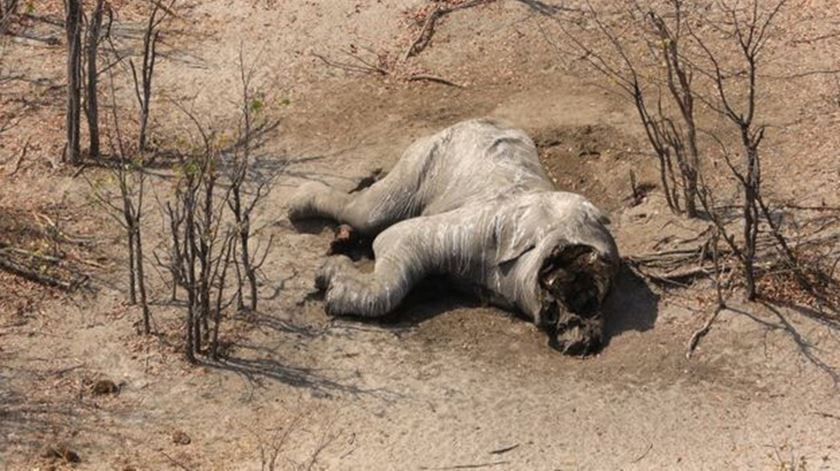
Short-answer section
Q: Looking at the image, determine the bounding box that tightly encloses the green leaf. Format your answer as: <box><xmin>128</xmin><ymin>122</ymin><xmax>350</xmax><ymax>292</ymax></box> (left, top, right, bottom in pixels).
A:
<box><xmin>250</xmin><ymin>98</ymin><xmax>264</xmax><ymax>114</ymax></box>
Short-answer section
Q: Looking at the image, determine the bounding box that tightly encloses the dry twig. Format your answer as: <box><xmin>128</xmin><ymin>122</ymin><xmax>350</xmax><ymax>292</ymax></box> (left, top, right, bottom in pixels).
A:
<box><xmin>686</xmin><ymin>305</ymin><xmax>723</xmax><ymax>359</ymax></box>
<box><xmin>7</xmin><ymin>136</ymin><xmax>30</xmax><ymax>176</ymax></box>
<box><xmin>407</xmin><ymin>73</ymin><xmax>463</xmax><ymax>87</ymax></box>
<box><xmin>0</xmin><ymin>246</ymin><xmax>86</xmax><ymax>290</ymax></box>
<box><xmin>402</xmin><ymin>0</ymin><xmax>496</xmax><ymax>61</ymax></box>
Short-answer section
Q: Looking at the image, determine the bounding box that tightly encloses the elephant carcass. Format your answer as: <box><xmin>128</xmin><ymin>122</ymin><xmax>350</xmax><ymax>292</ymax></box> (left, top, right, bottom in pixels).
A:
<box><xmin>288</xmin><ymin>119</ymin><xmax>620</xmax><ymax>354</ymax></box>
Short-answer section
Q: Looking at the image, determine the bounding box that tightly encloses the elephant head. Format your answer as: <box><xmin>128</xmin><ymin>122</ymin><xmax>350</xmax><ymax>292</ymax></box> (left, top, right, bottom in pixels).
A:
<box><xmin>537</xmin><ymin>243</ymin><xmax>616</xmax><ymax>355</ymax></box>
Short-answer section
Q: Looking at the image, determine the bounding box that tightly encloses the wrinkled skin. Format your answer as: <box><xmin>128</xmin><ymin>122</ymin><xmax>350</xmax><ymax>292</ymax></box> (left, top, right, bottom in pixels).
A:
<box><xmin>289</xmin><ymin>119</ymin><xmax>620</xmax><ymax>354</ymax></box>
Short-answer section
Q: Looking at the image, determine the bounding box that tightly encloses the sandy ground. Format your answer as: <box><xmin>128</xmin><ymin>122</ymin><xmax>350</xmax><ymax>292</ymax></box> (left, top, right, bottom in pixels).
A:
<box><xmin>2</xmin><ymin>1</ymin><xmax>840</xmax><ymax>469</ymax></box>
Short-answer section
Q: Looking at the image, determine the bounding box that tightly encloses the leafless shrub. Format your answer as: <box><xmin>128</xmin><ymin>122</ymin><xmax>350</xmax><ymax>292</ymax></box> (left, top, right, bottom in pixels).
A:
<box><xmin>0</xmin><ymin>26</ymin><xmax>21</xmax><ymax>141</ymax></box>
<box><xmin>130</xmin><ymin>0</ymin><xmax>174</xmax><ymax>153</ymax></box>
<box><xmin>545</xmin><ymin>1</ymin><xmax>837</xmax><ymax>308</ymax></box>
<box><xmin>158</xmin><ymin>51</ymin><xmax>280</xmax><ymax>358</ymax></box>
<box><xmin>647</xmin><ymin>5</ymin><xmax>700</xmax><ymax>218</ymax></box>
<box><xmin>688</xmin><ymin>0</ymin><xmax>805</xmax><ymax>301</ymax></box>
<box><xmin>0</xmin><ymin>21</ymin><xmax>27</xmax><ymax>171</ymax></box>
<box><xmin>253</xmin><ymin>414</ymin><xmax>302</xmax><ymax>471</ymax></box>
<box><xmin>250</xmin><ymin>413</ymin><xmax>340</xmax><ymax>471</ymax></box>
<box><xmin>86</xmin><ymin>65</ymin><xmax>151</xmax><ymax>333</ymax></box>
<box><xmin>163</xmin><ymin>102</ymin><xmax>237</xmax><ymax>362</ymax></box>
<box><xmin>224</xmin><ymin>45</ymin><xmax>279</xmax><ymax>313</ymax></box>
<box><xmin>542</xmin><ymin>0</ymin><xmax>702</xmax><ymax>217</ymax></box>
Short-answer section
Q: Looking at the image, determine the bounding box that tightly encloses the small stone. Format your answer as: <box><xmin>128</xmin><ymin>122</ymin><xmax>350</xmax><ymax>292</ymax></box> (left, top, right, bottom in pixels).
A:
<box><xmin>91</xmin><ymin>379</ymin><xmax>120</xmax><ymax>395</ymax></box>
<box><xmin>172</xmin><ymin>430</ymin><xmax>191</xmax><ymax>445</ymax></box>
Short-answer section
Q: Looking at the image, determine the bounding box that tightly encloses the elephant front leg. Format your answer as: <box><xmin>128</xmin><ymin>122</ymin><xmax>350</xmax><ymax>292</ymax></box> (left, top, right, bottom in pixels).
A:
<box><xmin>314</xmin><ymin>255</ymin><xmax>355</xmax><ymax>291</ymax></box>
<box><xmin>315</xmin><ymin>233</ymin><xmax>427</xmax><ymax>318</ymax></box>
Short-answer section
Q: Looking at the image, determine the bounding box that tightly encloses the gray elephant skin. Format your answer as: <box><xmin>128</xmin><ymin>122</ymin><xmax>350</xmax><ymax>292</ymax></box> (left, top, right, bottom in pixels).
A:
<box><xmin>288</xmin><ymin>118</ymin><xmax>620</xmax><ymax>355</ymax></box>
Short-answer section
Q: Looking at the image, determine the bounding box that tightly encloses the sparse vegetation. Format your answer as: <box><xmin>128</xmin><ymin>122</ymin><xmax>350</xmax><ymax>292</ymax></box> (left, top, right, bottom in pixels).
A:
<box><xmin>78</xmin><ymin>2</ymin><xmax>277</xmax><ymax>359</ymax></box>
<box><xmin>155</xmin><ymin>54</ymin><xmax>277</xmax><ymax>360</ymax></box>
<box><xmin>1</xmin><ymin>0</ymin><xmax>838</xmax><ymax>468</ymax></box>
<box><xmin>162</xmin><ymin>103</ymin><xmax>237</xmax><ymax>361</ymax></box>
<box><xmin>86</xmin><ymin>64</ymin><xmax>152</xmax><ymax>333</ymax></box>
<box><xmin>225</xmin><ymin>45</ymin><xmax>279</xmax><ymax>313</ymax></box>
<box><xmin>543</xmin><ymin>0</ymin><xmax>703</xmax><ymax>217</ymax></box>
<box><xmin>544</xmin><ymin>0</ymin><xmax>838</xmax><ymax>314</ymax></box>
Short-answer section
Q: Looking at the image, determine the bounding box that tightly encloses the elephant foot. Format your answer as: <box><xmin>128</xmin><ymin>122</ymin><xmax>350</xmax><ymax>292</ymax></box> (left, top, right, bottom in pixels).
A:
<box><xmin>314</xmin><ymin>255</ymin><xmax>354</xmax><ymax>292</ymax></box>
<box><xmin>287</xmin><ymin>181</ymin><xmax>330</xmax><ymax>221</ymax></box>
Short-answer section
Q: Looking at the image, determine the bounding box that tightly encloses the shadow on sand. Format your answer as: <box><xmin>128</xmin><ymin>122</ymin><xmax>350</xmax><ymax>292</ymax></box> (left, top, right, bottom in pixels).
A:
<box><xmin>200</xmin><ymin>313</ymin><xmax>402</xmax><ymax>403</ymax></box>
<box><xmin>602</xmin><ymin>263</ymin><xmax>660</xmax><ymax>344</ymax></box>
<box><xmin>202</xmin><ymin>353</ymin><xmax>400</xmax><ymax>402</ymax></box>
<box><xmin>300</xmin><ymin>260</ymin><xmax>660</xmax><ymax>354</ymax></box>
<box><xmin>726</xmin><ymin>302</ymin><xmax>840</xmax><ymax>385</ymax></box>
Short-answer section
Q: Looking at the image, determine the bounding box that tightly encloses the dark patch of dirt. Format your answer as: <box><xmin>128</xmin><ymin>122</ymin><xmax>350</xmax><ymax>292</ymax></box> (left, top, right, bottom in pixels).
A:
<box><xmin>90</xmin><ymin>378</ymin><xmax>120</xmax><ymax>396</ymax></box>
<box><xmin>534</xmin><ymin>124</ymin><xmax>648</xmax><ymax>212</ymax></box>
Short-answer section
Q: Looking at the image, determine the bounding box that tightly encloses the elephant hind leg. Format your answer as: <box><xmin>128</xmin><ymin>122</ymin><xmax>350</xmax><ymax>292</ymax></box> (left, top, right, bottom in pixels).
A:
<box><xmin>287</xmin><ymin>181</ymin><xmax>352</xmax><ymax>222</ymax></box>
<box><xmin>286</xmin><ymin>178</ymin><xmax>416</xmax><ymax>236</ymax></box>
<box><xmin>287</xmin><ymin>136</ymin><xmax>437</xmax><ymax>236</ymax></box>
<box><xmin>288</xmin><ymin>176</ymin><xmax>423</xmax><ymax>236</ymax></box>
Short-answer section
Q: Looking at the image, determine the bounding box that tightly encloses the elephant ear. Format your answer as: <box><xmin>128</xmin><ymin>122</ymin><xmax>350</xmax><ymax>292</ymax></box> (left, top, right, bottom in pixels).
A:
<box><xmin>492</xmin><ymin>205</ymin><xmax>545</xmax><ymax>264</ymax></box>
